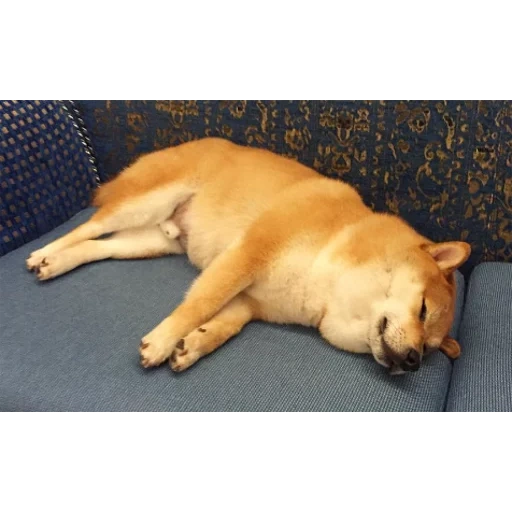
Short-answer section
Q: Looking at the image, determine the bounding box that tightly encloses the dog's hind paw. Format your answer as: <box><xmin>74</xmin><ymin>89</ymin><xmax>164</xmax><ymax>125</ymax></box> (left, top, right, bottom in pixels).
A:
<box><xmin>26</xmin><ymin>250</ymin><xmax>48</xmax><ymax>272</ymax></box>
<box><xmin>34</xmin><ymin>256</ymin><xmax>57</xmax><ymax>281</ymax></box>
<box><xmin>30</xmin><ymin>253</ymin><xmax>69</xmax><ymax>281</ymax></box>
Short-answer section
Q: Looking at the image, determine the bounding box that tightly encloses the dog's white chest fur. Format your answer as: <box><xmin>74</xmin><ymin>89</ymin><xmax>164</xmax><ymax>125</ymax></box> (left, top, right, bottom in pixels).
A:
<box><xmin>247</xmin><ymin>247</ymin><xmax>321</xmax><ymax>326</ymax></box>
<box><xmin>320</xmin><ymin>265</ymin><xmax>388</xmax><ymax>353</ymax></box>
<box><xmin>246</xmin><ymin>242</ymin><xmax>387</xmax><ymax>352</ymax></box>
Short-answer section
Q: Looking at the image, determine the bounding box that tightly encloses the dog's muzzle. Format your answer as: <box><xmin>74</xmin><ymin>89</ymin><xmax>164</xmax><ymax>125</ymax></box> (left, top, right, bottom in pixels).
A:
<box><xmin>382</xmin><ymin>343</ymin><xmax>422</xmax><ymax>374</ymax></box>
<box><xmin>399</xmin><ymin>349</ymin><xmax>421</xmax><ymax>372</ymax></box>
<box><xmin>379</xmin><ymin>317</ymin><xmax>422</xmax><ymax>374</ymax></box>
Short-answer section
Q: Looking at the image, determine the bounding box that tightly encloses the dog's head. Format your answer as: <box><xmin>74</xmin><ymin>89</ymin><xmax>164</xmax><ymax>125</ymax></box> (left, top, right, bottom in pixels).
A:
<box><xmin>367</xmin><ymin>241</ymin><xmax>470</xmax><ymax>374</ymax></box>
<box><xmin>322</xmin><ymin>216</ymin><xmax>471</xmax><ymax>374</ymax></box>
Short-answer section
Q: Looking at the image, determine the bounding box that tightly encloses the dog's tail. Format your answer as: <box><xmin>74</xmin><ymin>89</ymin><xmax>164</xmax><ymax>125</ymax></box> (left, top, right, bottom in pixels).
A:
<box><xmin>92</xmin><ymin>183</ymin><xmax>110</xmax><ymax>207</ymax></box>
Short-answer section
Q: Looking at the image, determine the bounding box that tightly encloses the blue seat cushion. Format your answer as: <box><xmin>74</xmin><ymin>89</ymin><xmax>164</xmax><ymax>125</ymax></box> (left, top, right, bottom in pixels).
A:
<box><xmin>446</xmin><ymin>263</ymin><xmax>512</xmax><ymax>412</ymax></box>
<box><xmin>0</xmin><ymin>208</ymin><xmax>465</xmax><ymax>411</ymax></box>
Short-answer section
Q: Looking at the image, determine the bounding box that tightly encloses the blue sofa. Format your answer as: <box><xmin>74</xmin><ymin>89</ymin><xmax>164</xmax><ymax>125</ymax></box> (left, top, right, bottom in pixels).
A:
<box><xmin>1</xmin><ymin>100</ymin><xmax>510</xmax><ymax>411</ymax></box>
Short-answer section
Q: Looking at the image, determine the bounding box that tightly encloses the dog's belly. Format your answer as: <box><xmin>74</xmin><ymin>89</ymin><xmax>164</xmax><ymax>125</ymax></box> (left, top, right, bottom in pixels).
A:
<box><xmin>174</xmin><ymin>197</ymin><xmax>264</xmax><ymax>270</ymax></box>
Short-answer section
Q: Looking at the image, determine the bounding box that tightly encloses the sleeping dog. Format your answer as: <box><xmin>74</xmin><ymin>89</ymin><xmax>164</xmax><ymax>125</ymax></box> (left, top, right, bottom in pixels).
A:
<box><xmin>27</xmin><ymin>138</ymin><xmax>470</xmax><ymax>374</ymax></box>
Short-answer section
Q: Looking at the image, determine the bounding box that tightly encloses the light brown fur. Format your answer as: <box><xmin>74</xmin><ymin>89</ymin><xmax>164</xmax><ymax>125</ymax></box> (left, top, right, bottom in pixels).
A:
<box><xmin>26</xmin><ymin>138</ymin><xmax>471</xmax><ymax>374</ymax></box>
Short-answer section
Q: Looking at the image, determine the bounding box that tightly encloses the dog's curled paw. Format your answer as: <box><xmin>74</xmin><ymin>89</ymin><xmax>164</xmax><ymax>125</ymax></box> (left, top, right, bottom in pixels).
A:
<box><xmin>139</xmin><ymin>325</ymin><xmax>175</xmax><ymax>368</ymax></box>
<box><xmin>169</xmin><ymin>338</ymin><xmax>199</xmax><ymax>373</ymax></box>
<box><xmin>26</xmin><ymin>250</ymin><xmax>48</xmax><ymax>273</ymax></box>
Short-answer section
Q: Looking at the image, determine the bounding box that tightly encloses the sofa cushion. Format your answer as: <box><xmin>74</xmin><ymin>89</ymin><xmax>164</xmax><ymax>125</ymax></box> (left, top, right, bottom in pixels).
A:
<box><xmin>0</xmin><ymin>208</ymin><xmax>465</xmax><ymax>411</ymax></box>
<box><xmin>0</xmin><ymin>100</ymin><xmax>99</xmax><ymax>257</ymax></box>
<box><xmin>446</xmin><ymin>263</ymin><xmax>512</xmax><ymax>412</ymax></box>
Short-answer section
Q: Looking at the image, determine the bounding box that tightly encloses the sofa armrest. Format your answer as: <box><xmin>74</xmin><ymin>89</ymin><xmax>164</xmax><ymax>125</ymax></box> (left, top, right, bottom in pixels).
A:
<box><xmin>0</xmin><ymin>100</ymin><xmax>99</xmax><ymax>256</ymax></box>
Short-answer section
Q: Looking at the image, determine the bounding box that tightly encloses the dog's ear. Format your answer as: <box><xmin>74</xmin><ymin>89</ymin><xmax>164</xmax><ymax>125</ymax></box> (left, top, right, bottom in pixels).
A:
<box><xmin>423</xmin><ymin>242</ymin><xmax>471</xmax><ymax>274</ymax></box>
<box><xmin>439</xmin><ymin>336</ymin><xmax>461</xmax><ymax>360</ymax></box>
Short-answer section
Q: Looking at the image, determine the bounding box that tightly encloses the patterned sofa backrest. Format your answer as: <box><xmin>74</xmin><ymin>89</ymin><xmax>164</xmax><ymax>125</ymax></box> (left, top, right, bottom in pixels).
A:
<box><xmin>76</xmin><ymin>100</ymin><xmax>512</xmax><ymax>275</ymax></box>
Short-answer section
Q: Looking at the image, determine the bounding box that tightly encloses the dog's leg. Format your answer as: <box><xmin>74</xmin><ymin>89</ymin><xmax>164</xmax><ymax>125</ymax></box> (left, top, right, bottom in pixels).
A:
<box><xmin>139</xmin><ymin>239</ymin><xmax>266</xmax><ymax>367</ymax></box>
<box><xmin>165</xmin><ymin>294</ymin><xmax>255</xmax><ymax>372</ymax></box>
<box><xmin>26</xmin><ymin>207</ymin><xmax>115</xmax><ymax>271</ymax></box>
<box><xmin>34</xmin><ymin>225</ymin><xmax>184</xmax><ymax>281</ymax></box>
<box><xmin>26</xmin><ymin>188</ymin><xmax>193</xmax><ymax>272</ymax></box>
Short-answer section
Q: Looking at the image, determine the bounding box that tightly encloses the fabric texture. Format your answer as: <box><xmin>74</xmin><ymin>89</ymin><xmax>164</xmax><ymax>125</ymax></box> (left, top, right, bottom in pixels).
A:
<box><xmin>0</xmin><ymin>209</ymin><xmax>465</xmax><ymax>412</ymax></box>
<box><xmin>75</xmin><ymin>100</ymin><xmax>512</xmax><ymax>275</ymax></box>
<box><xmin>0</xmin><ymin>100</ymin><xmax>98</xmax><ymax>256</ymax></box>
<box><xmin>446</xmin><ymin>263</ymin><xmax>512</xmax><ymax>412</ymax></box>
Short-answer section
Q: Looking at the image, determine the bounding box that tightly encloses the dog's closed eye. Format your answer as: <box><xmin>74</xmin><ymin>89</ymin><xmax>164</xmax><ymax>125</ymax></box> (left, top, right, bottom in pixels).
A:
<box><xmin>379</xmin><ymin>316</ymin><xmax>388</xmax><ymax>336</ymax></box>
<box><xmin>419</xmin><ymin>298</ymin><xmax>427</xmax><ymax>322</ymax></box>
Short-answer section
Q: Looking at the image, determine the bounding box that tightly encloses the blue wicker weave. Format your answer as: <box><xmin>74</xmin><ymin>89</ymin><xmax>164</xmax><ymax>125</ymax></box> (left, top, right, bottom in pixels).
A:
<box><xmin>0</xmin><ymin>100</ymin><xmax>98</xmax><ymax>256</ymax></box>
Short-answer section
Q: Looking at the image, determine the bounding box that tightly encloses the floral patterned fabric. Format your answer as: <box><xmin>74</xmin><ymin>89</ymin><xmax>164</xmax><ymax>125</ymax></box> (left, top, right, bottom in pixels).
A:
<box><xmin>75</xmin><ymin>100</ymin><xmax>512</xmax><ymax>274</ymax></box>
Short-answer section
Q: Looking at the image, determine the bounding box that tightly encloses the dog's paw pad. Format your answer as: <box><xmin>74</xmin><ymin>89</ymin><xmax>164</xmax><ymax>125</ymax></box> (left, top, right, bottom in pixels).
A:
<box><xmin>34</xmin><ymin>256</ymin><xmax>58</xmax><ymax>281</ymax></box>
<box><xmin>170</xmin><ymin>339</ymin><xmax>197</xmax><ymax>373</ymax></box>
<box><xmin>26</xmin><ymin>251</ymin><xmax>48</xmax><ymax>272</ymax></box>
<box><xmin>139</xmin><ymin>332</ymin><xmax>174</xmax><ymax>368</ymax></box>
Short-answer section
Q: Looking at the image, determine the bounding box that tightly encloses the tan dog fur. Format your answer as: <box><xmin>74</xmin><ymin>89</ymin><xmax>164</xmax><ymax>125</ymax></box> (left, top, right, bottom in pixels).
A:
<box><xmin>26</xmin><ymin>138</ymin><xmax>470</xmax><ymax>373</ymax></box>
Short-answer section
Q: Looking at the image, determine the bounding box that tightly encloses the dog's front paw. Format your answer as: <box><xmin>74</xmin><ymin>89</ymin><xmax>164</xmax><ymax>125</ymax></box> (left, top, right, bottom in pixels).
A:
<box><xmin>169</xmin><ymin>338</ymin><xmax>200</xmax><ymax>373</ymax></box>
<box><xmin>139</xmin><ymin>323</ymin><xmax>176</xmax><ymax>368</ymax></box>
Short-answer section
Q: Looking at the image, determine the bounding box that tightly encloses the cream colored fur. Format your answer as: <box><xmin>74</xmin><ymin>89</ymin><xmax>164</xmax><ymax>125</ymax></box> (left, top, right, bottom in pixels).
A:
<box><xmin>26</xmin><ymin>138</ymin><xmax>470</xmax><ymax>374</ymax></box>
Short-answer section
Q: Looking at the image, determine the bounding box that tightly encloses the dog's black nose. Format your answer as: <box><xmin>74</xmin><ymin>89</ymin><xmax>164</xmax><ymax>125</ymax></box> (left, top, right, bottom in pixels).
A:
<box><xmin>401</xmin><ymin>349</ymin><xmax>421</xmax><ymax>372</ymax></box>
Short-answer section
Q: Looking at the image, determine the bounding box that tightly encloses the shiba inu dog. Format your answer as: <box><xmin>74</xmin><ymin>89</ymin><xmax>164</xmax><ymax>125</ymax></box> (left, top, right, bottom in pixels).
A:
<box><xmin>26</xmin><ymin>138</ymin><xmax>470</xmax><ymax>374</ymax></box>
